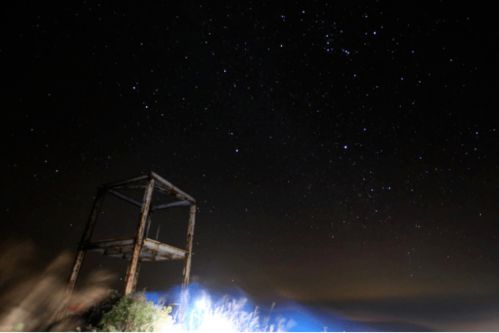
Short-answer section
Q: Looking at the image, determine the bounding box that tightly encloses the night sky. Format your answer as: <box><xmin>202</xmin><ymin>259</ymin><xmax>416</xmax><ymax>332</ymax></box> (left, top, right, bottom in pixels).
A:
<box><xmin>3</xmin><ymin>1</ymin><xmax>499</xmax><ymax>330</ymax></box>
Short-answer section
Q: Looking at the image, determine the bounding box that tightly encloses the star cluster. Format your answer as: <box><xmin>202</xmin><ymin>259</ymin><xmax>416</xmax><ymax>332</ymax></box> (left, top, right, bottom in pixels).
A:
<box><xmin>2</xmin><ymin>1</ymin><xmax>498</xmax><ymax>316</ymax></box>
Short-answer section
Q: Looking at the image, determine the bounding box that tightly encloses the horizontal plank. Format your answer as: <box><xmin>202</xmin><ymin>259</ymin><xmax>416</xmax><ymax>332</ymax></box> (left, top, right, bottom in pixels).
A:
<box><xmin>86</xmin><ymin>237</ymin><xmax>186</xmax><ymax>261</ymax></box>
<box><xmin>151</xmin><ymin>200</ymin><xmax>191</xmax><ymax>211</ymax></box>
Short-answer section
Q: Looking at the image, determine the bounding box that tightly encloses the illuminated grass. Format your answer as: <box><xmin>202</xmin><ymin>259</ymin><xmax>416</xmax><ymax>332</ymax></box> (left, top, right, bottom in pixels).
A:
<box><xmin>96</xmin><ymin>290</ymin><xmax>292</xmax><ymax>332</ymax></box>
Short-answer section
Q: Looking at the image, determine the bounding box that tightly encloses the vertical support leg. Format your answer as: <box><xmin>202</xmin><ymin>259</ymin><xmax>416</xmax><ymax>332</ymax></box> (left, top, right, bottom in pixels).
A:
<box><xmin>133</xmin><ymin>262</ymin><xmax>141</xmax><ymax>292</ymax></box>
<box><xmin>55</xmin><ymin>188</ymin><xmax>105</xmax><ymax>320</ymax></box>
<box><xmin>66</xmin><ymin>187</ymin><xmax>106</xmax><ymax>296</ymax></box>
<box><xmin>182</xmin><ymin>204</ymin><xmax>196</xmax><ymax>287</ymax></box>
<box><xmin>145</xmin><ymin>215</ymin><xmax>152</xmax><ymax>238</ymax></box>
<box><xmin>123</xmin><ymin>177</ymin><xmax>155</xmax><ymax>295</ymax></box>
<box><xmin>178</xmin><ymin>204</ymin><xmax>196</xmax><ymax>323</ymax></box>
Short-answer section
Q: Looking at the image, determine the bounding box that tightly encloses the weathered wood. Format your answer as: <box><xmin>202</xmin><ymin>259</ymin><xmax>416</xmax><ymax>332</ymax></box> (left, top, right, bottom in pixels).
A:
<box><xmin>151</xmin><ymin>172</ymin><xmax>196</xmax><ymax>203</ymax></box>
<box><xmin>66</xmin><ymin>188</ymin><xmax>105</xmax><ymax>294</ymax></box>
<box><xmin>133</xmin><ymin>262</ymin><xmax>141</xmax><ymax>292</ymax></box>
<box><xmin>151</xmin><ymin>200</ymin><xmax>191</xmax><ymax>211</ymax></box>
<box><xmin>103</xmin><ymin>174</ymin><xmax>149</xmax><ymax>189</ymax></box>
<box><xmin>112</xmin><ymin>184</ymin><xmax>147</xmax><ymax>190</ymax></box>
<box><xmin>108</xmin><ymin>189</ymin><xmax>142</xmax><ymax>208</ymax></box>
<box><xmin>65</xmin><ymin>171</ymin><xmax>197</xmax><ymax>301</ymax></box>
<box><xmin>86</xmin><ymin>237</ymin><xmax>186</xmax><ymax>261</ymax></box>
<box><xmin>55</xmin><ymin>188</ymin><xmax>106</xmax><ymax>320</ymax></box>
<box><xmin>178</xmin><ymin>204</ymin><xmax>197</xmax><ymax>322</ymax></box>
<box><xmin>182</xmin><ymin>204</ymin><xmax>197</xmax><ymax>287</ymax></box>
<box><xmin>123</xmin><ymin>178</ymin><xmax>155</xmax><ymax>295</ymax></box>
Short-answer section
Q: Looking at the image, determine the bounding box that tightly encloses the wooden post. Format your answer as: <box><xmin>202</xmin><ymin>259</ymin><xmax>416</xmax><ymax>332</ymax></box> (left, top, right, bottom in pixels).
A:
<box><xmin>178</xmin><ymin>204</ymin><xmax>196</xmax><ymax>323</ymax></box>
<box><xmin>66</xmin><ymin>187</ymin><xmax>106</xmax><ymax>296</ymax></box>
<box><xmin>182</xmin><ymin>204</ymin><xmax>196</xmax><ymax>287</ymax></box>
<box><xmin>133</xmin><ymin>262</ymin><xmax>141</xmax><ymax>292</ymax></box>
<box><xmin>123</xmin><ymin>177</ymin><xmax>155</xmax><ymax>295</ymax></box>
<box><xmin>54</xmin><ymin>188</ymin><xmax>105</xmax><ymax>320</ymax></box>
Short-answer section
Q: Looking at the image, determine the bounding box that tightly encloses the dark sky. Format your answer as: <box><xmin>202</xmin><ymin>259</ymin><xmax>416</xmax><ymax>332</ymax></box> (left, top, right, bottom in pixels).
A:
<box><xmin>2</xmin><ymin>1</ymin><xmax>499</xmax><ymax>330</ymax></box>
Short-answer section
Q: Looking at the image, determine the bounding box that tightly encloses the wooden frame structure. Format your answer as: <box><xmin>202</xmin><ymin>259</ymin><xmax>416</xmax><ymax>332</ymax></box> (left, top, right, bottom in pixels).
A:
<box><xmin>66</xmin><ymin>171</ymin><xmax>197</xmax><ymax>297</ymax></box>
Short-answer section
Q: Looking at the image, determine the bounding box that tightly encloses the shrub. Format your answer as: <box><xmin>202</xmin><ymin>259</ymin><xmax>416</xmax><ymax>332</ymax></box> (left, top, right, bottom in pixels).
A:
<box><xmin>98</xmin><ymin>294</ymin><xmax>172</xmax><ymax>332</ymax></box>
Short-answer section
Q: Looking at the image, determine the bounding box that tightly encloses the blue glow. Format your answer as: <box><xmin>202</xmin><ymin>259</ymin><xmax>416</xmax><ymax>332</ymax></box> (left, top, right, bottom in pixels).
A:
<box><xmin>144</xmin><ymin>283</ymin><xmax>369</xmax><ymax>332</ymax></box>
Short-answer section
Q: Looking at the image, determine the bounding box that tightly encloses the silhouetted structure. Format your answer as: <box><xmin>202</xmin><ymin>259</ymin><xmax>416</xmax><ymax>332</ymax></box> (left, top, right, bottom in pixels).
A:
<box><xmin>66</xmin><ymin>171</ymin><xmax>197</xmax><ymax>296</ymax></box>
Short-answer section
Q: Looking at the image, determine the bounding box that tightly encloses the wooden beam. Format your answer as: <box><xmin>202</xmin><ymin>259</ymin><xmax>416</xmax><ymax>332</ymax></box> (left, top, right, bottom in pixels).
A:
<box><xmin>56</xmin><ymin>187</ymin><xmax>106</xmax><ymax>320</ymax></box>
<box><xmin>151</xmin><ymin>172</ymin><xmax>196</xmax><ymax>203</ymax></box>
<box><xmin>151</xmin><ymin>200</ymin><xmax>190</xmax><ymax>211</ymax></box>
<box><xmin>66</xmin><ymin>188</ymin><xmax>105</xmax><ymax>294</ymax></box>
<box><xmin>123</xmin><ymin>178</ymin><xmax>155</xmax><ymax>295</ymax></box>
<box><xmin>103</xmin><ymin>174</ymin><xmax>149</xmax><ymax>189</ymax></box>
<box><xmin>108</xmin><ymin>189</ymin><xmax>142</xmax><ymax>208</ymax></box>
<box><xmin>133</xmin><ymin>262</ymin><xmax>141</xmax><ymax>292</ymax></box>
<box><xmin>86</xmin><ymin>238</ymin><xmax>186</xmax><ymax>261</ymax></box>
<box><xmin>112</xmin><ymin>184</ymin><xmax>147</xmax><ymax>190</ymax></box>
<box><xmin>182</xmin><ymin>204</ymin><xmax>196</xmax><ymax>287</ymax></box>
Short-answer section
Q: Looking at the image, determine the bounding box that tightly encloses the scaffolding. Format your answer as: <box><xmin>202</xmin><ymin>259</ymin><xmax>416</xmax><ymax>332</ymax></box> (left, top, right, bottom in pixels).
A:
<box><xmin>65</xmin><ymin>171</ymin><xmax>197</xmax><ymax>296</ymax></box>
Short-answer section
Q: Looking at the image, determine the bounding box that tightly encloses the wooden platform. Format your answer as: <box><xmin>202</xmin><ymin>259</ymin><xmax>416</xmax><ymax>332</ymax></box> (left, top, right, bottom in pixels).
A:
<box><xmin>86</xmin><ymin>237</ymin><xmax>186</xmax><ymax>261</ymax></box>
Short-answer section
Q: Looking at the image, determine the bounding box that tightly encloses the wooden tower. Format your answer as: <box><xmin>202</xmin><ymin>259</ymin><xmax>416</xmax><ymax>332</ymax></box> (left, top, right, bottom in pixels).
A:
<box><xmin>66</xmin><ymin>171</ymin><xmax>197</xmax><ymax>297</ymax></box>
